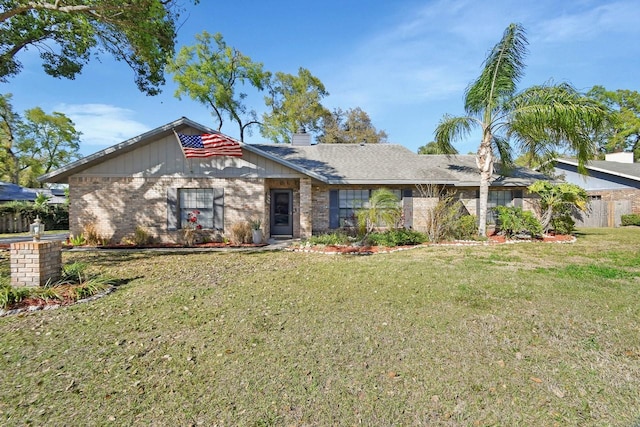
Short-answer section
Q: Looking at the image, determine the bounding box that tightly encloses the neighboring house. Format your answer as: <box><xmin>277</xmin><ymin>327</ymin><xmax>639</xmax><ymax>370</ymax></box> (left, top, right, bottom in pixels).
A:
<box><xmin>39</xmin><ymin>117</ymin><xmax>547</xmax><ymax>243</ymax></box>
<box><xmin>554</xmin><ymin>153</ymin><xmax>640</xmax><ymax>226</ymax></box>
<box><xmin>0</xmin><ymin>182</ymin><xmax>66</xmax><ymax>205</ymax></box>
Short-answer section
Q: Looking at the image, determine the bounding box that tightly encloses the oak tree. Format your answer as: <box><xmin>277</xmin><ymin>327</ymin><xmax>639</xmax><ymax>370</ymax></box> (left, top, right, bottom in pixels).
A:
<box><xmin>318</xmin><ymin>107</ymin><xmax>388</xmax><ymax>144</ymax></box>
<box><xmin>0</xmin><ymin>0</ymin><xmax>196</xmax><ymax>95</ymax></box>
<box><xmin>261</xmin><ymin>67</ymin><xmax>330</xmax><ymax>143</ymax></box>
<box><xmin>167</xmin><ymin>31</ymin><xmax>270</xmax><ymax>141</ymax></box>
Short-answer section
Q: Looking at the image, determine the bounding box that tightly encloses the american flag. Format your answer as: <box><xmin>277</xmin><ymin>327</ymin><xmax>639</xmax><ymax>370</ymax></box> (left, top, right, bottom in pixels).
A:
<box><xmin>176</xmin><ymin>132</ymin><xmax>243</xmax><ymax>158</ymax></box>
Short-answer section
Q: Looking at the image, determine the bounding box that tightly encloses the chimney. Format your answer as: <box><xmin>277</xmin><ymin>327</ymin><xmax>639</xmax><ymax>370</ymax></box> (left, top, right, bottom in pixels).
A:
<box><xmin>605</xmin><ymin>152</ymin><xmax>634</xmax><ymax>163</ymax></box>
<box><xmin>291</xmin><ymin>127</ymin><xmax>312</xmax><ymax>146</ymax></box>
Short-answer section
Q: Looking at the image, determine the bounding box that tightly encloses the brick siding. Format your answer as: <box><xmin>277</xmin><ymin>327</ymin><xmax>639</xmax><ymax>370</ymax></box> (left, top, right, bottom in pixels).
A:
<box><xmin>69</xmin><ymin>176</ymin><xmax>266</xmax><ymax>243</ymax></box>
<box><xmin>10</xmin><ymin>241</ymin><xmax>62</xmax><ymax>287</ymax></box>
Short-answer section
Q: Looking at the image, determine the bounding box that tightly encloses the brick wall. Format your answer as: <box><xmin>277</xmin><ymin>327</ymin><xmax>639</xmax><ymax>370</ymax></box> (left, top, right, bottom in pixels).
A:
<box><xmin>10</xmin><ymin>241</ymin><xmax>62</xmax><ymax>287</ymax></box>
<box><xmin>69</xmin><ymin>176</ymin><xmax>266</xmax><ymax>243</ymax></box>
<box><xmin>587</xmin><ymin>189</ymin><xmax>640</xmax><ymax>214</ymax></box>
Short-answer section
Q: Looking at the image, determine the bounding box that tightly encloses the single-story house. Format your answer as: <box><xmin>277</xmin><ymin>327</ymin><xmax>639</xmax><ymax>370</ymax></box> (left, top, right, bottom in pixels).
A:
<box><xmin>0</xmin><ymin>182</ymin><xmax>66</xmax><ymax>205</ymax></box>
<box><xmin>39</xmin><ymin>117</ymin><xmax>547</xmax><ymax>243</ymax></box>
<box><xmin>554</xmin><ymin>153</ymin><xmax>640</xmax><ymax>226</ymax></box>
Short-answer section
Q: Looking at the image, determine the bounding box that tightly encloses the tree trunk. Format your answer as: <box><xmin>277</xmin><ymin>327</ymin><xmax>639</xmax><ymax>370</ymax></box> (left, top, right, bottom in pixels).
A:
<box><xmin>478</xmin><ymin>169</ymin><xmax>491</xmax><ymax>236</ymax></box>
<box><xmin>476</xmin><ymin>135</ymin><xmax>494</xmax><ymax>237</ymax></box>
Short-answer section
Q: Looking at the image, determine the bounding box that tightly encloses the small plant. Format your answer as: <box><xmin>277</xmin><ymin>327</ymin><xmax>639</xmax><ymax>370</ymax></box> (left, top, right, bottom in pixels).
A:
<box><xmin>182</xmin><ymin>210</ymin><xmax>203</xmax><ymax>246</ymax></box>
<box><xmin>230</xmin><ymin>221</ymin><xmax>252</xmax><ymax>245</ymax></box>
<box><xmin>0</xmin><ymin>284</ymin><xmax>30</xmax><ymax>309</ymax></box>
<box><xmin>621</xmin><ymin>213</ymin><xmax>640</xmax><ymax>226</ymax></box>
<box><xmin>83</xmin><ymin>223</ymin><xmax>108</xmax><ymax>246</ymax></box>
<box><xmin>68</xmin><ymin>234</ymin><xmax>86</xmax><ymax>246</ymax></box>
<box><xmin>248</xmin><ymin>217</ymin><xmax>262</xmax><ymax>230</ymax></box>
<box><xmin>58</xmin><ymin>262</ymin><xmax>89</xmax><ymax>285</ymax></box>
<box><xmin>134</xmin><ymin>226</ymin><xmax>154</xmax><ymax>245</ymax></box>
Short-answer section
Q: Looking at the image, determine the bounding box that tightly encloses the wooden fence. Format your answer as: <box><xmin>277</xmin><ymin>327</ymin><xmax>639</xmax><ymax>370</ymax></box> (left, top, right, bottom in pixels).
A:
<box><xmin>576</xmin><ymin>199</ymin><xmax>632</xmax><ymax>228</ymax></box>
<box><xmin>0</xmin><ymin>214</ymin><xmax>31</xmax><ymax>233</ymax></box>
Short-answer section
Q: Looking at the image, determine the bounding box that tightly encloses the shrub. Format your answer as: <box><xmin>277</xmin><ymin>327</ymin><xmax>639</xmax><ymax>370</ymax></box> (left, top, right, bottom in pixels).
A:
<box><xmin>306</xmin><ymin>232</ymin><xmax>352</xmax><ymax>246</ymax></box>
<box><xmin>621</xmin><ymin>213</ymin><xmax>640</xmax><ymax>226</ymax></box>
<box><xmin>494</xmin><ymin>206</ymin><xmax>542</xmax><ymax>238</ymax></box>
<box><xmin>121</xmin><ymin>226</ymin><xmax>154</xmax><ymax>246</ymax></box>
<box><xmin>230</xmin><ymin>221</ymin><xmax>252</xmax><ymax>245</ymax></box>
<box><xmin>367</xmin><ymin>229</ymin><xmax>428</xmax><ymax>247</ymax></box>
<box><xmin>550</xmin><ymin>213</ymin><xmax>576</xmax><ymax>235</ymax></box>
<box><xmin>415</xmin><ymin>184</ymin><xmax>474</xmax><ymax>242</ymax></box>
<box><xmin>528</xmin><ymin>181</ymin><xmax>587</xmax><ymax>234</ymax></box>
<box><xmin>452</xmin><ymin>215</ymin><xmax>478</xmax><ymax>240</ymax></box>
<box><xmin>83</xmin><ymin>223</ymin><xmax>108</xmax><ymax>246</ymax></box>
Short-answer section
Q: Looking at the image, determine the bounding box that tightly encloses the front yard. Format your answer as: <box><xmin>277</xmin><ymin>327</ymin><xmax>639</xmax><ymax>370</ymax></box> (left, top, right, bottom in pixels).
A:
<box><xmin>0</xmin><ymin>228</ymin><xmax>639</xmax><ymax>425</ymax></box>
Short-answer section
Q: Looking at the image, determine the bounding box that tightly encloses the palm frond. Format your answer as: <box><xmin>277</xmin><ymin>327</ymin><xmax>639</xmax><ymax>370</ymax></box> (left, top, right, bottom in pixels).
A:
<box><xmin>492</xmin><ymin>135</ymin><xmax>514</xmax><ymax>172</ymax></box>
<box><xmin>508</xmin><ymin>83</ymin><xmax>609</xmax><ymax>173</ymax></box>
<box><xmin>434</xmin><ymin>115</ymin><xmax>478</xmax><ymax>154</ymax></box>
<box><xmin>465</xmin><ymin>23</ymin><xmax>528</xmax><ymax>117</ymax></box>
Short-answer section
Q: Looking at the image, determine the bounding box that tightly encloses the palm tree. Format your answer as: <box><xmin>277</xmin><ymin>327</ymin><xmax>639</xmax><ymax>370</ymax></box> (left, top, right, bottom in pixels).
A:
<box><xmin>356</xmin><ymin>188</ymin><xmax>402</xmax><ymax>235</ymax></box>
<box><xmin>435</xmin><ymin>23</ymin><xmax>607</xmax><ymax>236</ymax></box>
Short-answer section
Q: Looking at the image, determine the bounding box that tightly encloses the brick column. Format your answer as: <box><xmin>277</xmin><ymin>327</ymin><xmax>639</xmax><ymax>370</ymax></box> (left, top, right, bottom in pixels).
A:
<box><xmin>10</xmin><ymin>241</ymin><xmax>62</xmax><ymax>287</ymax></box>
<box><xmin>299</xmin><ymin>178</ymin><xmax>312</xmax><ymax>238</ymax></box>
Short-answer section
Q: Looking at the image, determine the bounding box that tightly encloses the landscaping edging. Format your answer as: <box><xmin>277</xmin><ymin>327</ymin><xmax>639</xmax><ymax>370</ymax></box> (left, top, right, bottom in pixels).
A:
<box><xmin>0</xmin><ymin>286</ymin><xmax>115</xmax><ymax>318</ymax></box>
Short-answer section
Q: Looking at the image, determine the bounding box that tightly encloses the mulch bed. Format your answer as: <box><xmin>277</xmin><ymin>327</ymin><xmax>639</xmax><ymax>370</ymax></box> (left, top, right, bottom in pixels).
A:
<box><xmin>75</xmin><ymin>242</ymin><xmax>269</xmax><ymax>250</ymax></box>
<box><xmin>291</xmin><ymin>234</ymin><xmax>576</xmax><ymax>255</ymax></box>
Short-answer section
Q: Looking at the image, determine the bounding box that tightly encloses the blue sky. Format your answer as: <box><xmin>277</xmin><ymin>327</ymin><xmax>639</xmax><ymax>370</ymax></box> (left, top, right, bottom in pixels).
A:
<box><xmin>6</xmin><ymin>0</ymin><xmax>640</xmax><ymax>156</ymax></box>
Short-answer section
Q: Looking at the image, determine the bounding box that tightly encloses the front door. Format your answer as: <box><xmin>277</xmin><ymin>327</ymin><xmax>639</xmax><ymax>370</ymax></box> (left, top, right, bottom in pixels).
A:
<box><xmin>270</xmin><ymin>190</ymin><xmax>293</xmax><ymax>236</ymax></box>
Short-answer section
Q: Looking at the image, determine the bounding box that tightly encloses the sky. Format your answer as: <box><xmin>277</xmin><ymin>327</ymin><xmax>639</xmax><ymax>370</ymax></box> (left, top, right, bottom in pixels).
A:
<box><xmin>6</xmin><ymin>0</ymin><xmax>640</xmax><ymax>157</ymax></box>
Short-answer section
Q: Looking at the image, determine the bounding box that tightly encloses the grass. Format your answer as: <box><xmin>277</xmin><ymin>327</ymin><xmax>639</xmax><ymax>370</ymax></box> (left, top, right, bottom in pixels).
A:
<box><xmin>0</xmin><ymin>228</ymin><xmax>639</xmax><ymax>425</ymax></box>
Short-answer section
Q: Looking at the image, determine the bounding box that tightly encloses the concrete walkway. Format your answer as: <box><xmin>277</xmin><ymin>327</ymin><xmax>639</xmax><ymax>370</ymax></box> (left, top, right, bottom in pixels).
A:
<box><xmin>0</xmin><ymin>234</ymin><xmax>297</xmax><ymax>252</ymax></box>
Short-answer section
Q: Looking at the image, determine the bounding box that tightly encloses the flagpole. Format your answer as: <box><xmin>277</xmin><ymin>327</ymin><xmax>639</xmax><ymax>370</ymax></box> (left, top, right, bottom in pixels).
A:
<box><xmin>173</xmin><ymin>129</ymin><xmax>188</xmax><ymax>159</ymax></box>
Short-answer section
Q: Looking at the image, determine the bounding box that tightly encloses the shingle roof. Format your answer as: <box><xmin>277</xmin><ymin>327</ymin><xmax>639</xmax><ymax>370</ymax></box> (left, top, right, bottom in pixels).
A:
<box><xmin>0</xmin><ymin>182</ymin><xmax>37</xmax><ymax>202</ymax></box>
<box><xmin>0</xmin><ymin>182</ymin><xmax>66</xmax><ymax>204</ymax></box>
<box><xmin>251</xmin><ymin>144</ymin><xmax>546</xmax><ymax>186</ymax></box>
<box><xmin>38</xmin><ymin>117</ymin><xmax>546</xmax><ymax>187</ymax></box>
<box><xmin>555</xmin><ymin>158</ymin><xmax>640</xmax><ymax>182</ymax></box>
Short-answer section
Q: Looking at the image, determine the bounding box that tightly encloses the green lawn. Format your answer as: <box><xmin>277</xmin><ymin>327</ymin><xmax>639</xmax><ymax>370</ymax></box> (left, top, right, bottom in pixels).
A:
<box><xmin>1</xmin><ymin>228</ymin><xmax>639</xmax><ymax>426</ymax></box>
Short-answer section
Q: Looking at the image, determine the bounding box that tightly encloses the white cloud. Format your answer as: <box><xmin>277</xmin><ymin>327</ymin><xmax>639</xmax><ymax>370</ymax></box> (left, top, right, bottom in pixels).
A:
<box><xmin>535</xmin><ymin>0</ymin><xmax>640</xmax><ymax>42</ymax></box>
<box><xmin>53</xmin><ymin>103</ymin><xmax>150</xmax><ymax>149</ymax></box>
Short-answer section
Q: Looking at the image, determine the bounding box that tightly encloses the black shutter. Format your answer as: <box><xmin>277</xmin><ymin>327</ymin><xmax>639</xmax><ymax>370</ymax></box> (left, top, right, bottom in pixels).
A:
<box><xmin>513</xmin><ymin>189</ymin><xmax>523</xmax><ymax>208</ymax></box>
<box><xmin>403</xmin><ymin>189</ymin><xmax>413</xmax><ymax>229</ymax></box>
<box><xmin>329</xmin><ymin>190</ymin><xmax>339</xmax><ymax>229</ymax></box>
<box><xmin>213</xmin><ymin>188</ymin><xmax>224</xmax><ymax>231</ymax></box>
<box><xmin>167</xmin><ymin>188</ymin><xmax>178</xmax><ymax>231</ymax></box>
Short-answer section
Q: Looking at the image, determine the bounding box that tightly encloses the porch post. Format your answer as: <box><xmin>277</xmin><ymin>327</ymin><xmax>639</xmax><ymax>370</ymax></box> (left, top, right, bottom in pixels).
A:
<box><xmin>299</xmin><ymin>178</ymin><xmax>312</xmax><ymax>238</ymax></box>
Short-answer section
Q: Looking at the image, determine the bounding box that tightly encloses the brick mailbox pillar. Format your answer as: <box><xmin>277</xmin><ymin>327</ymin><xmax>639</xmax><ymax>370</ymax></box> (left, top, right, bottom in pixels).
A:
<box><xmin>10</xmin><ymin>241</ymin><xmax>62</xmax><ymax>287</ymax></box>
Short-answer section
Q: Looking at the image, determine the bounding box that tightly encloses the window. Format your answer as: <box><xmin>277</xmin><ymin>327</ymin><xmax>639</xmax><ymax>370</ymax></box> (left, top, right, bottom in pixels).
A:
<box><xmin>338</xmin><ymin>189</ymin><xmax>369</xmax><ymax>227</ymax></box>
<box><xmin>180</xmin><ymin>189</ymin><xmax>214</xmax><ymax>229</ymax></box>
<box><xmin>485</xmin><ymin>190</ymin><xmax>522</xmax><ymax>223</ymax></box>
<box><xmin>167</xmin><ymin>188</ymin><xmax>224</xmax><ymax>231</ymax></box>
<box><xmin>329</xmin><ymin>189</ymin><xmax>403</xmax><ymax>229</ymax></box>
